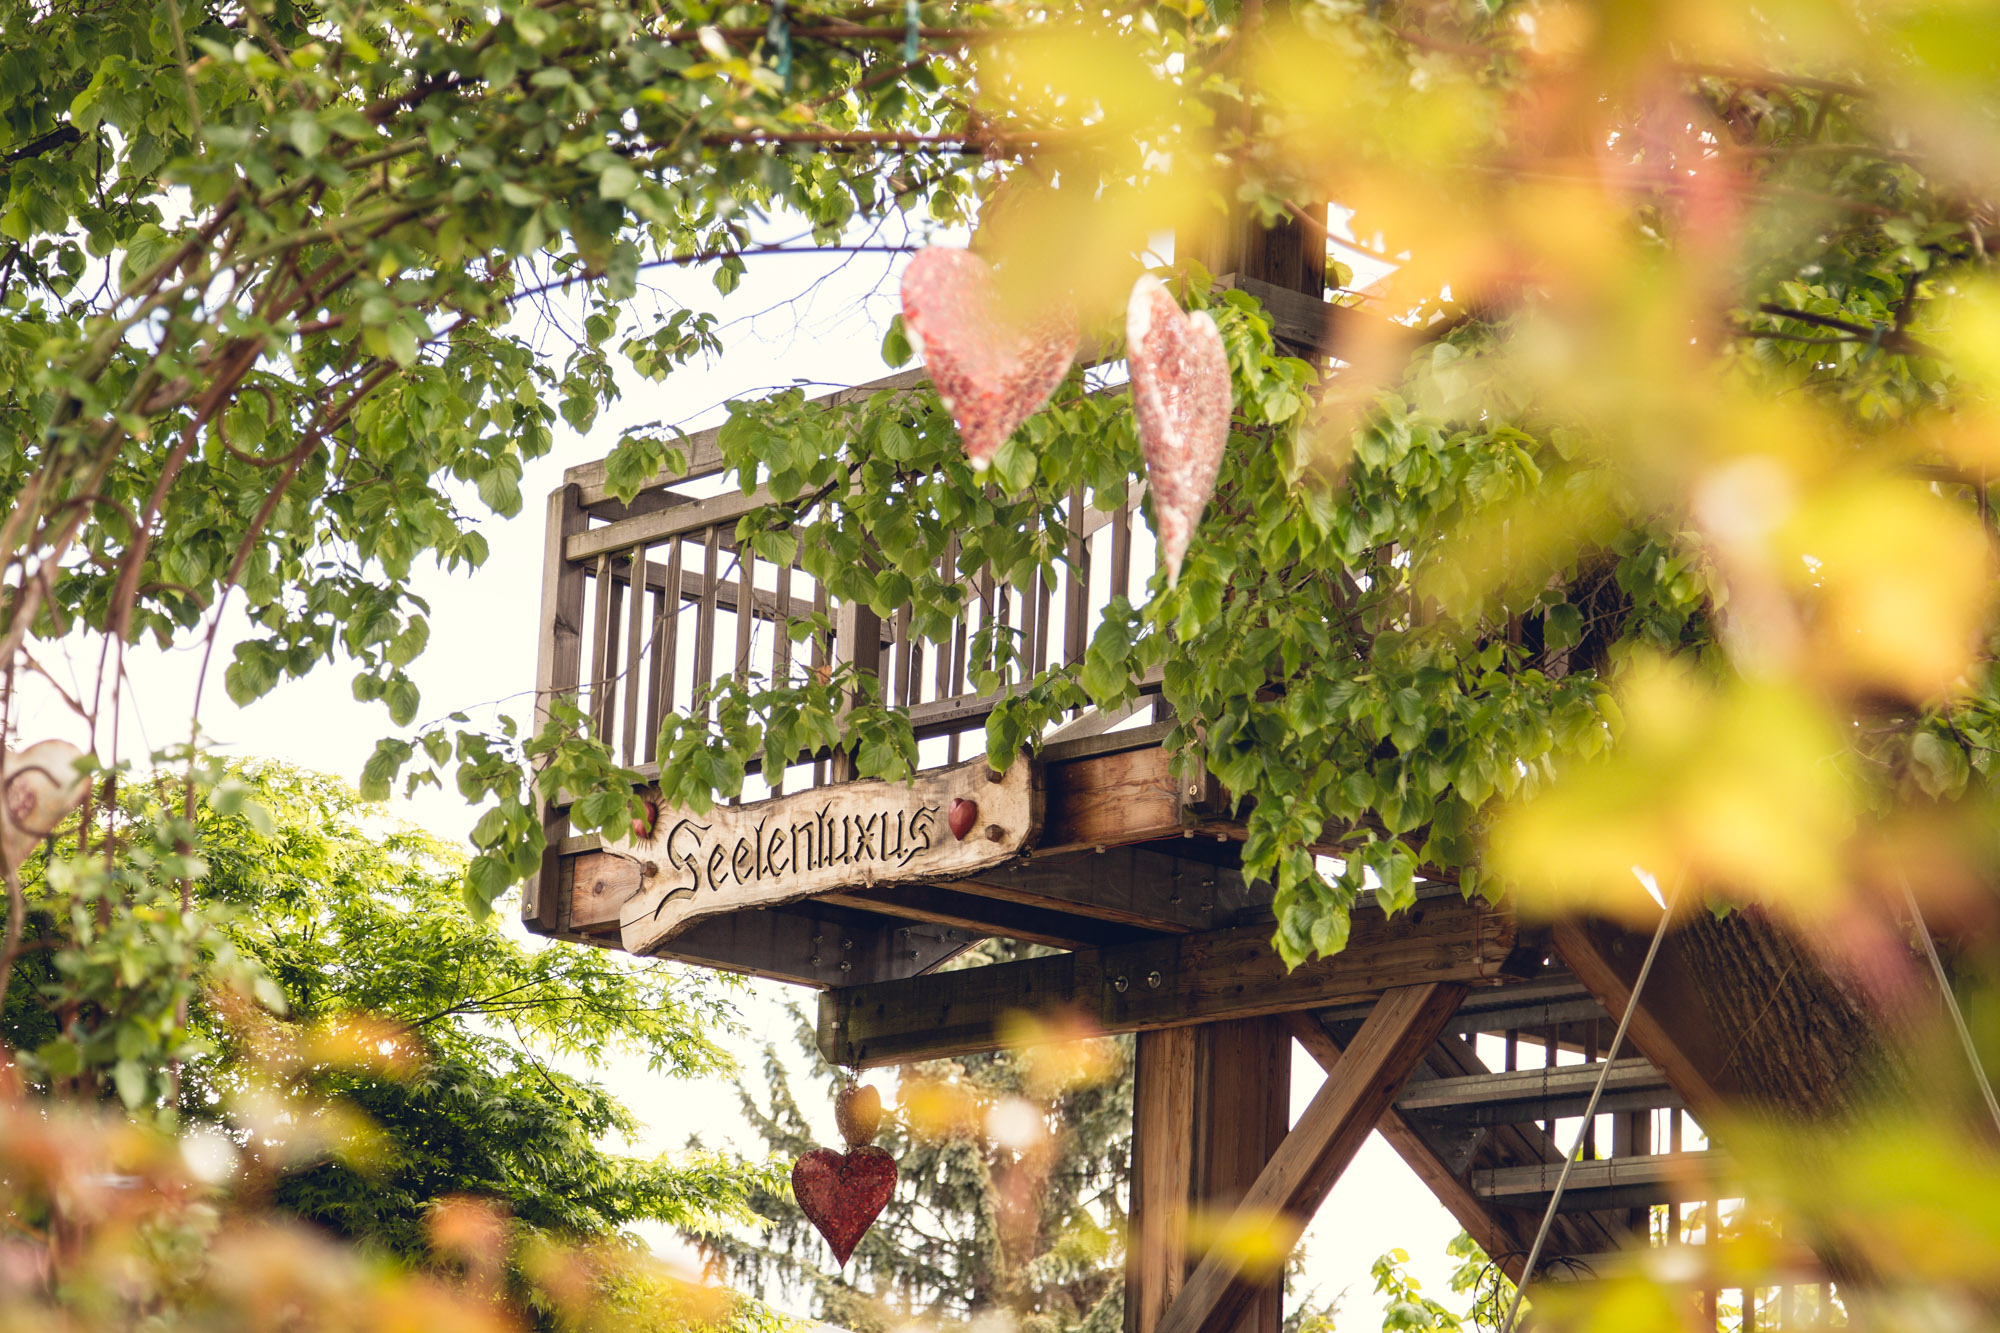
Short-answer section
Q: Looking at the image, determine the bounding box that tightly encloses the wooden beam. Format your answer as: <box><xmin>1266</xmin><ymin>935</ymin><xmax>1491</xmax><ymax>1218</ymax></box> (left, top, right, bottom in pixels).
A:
<box><xmin>819</xmin><ymin>895</ymin><xmax>1513</xmax><ymax>1067</ymax></box>
<box><xmin>1126</xmin><ymin>1027</ymin><xmax>1197</xmax><ymax>1333</ymax></box>
<box><xmin>952</xmin><ymin>845</ymin><xmax>1262</xmax><ymax>934</ymax></box>
<box><xmin>1039</xmin><ymin>743</ymin><xmax>1210</xmax><ymax>853</ymax></box>
<box><xmin>1550</xmin><ymin>918</ymin><xmax>1731</xmax><ymax>1118</ymax></box>
<box><xmin>816</xmin><ymin>882</ymin><xmax>1149</xmax><ymax>950</ymax></box>
<box><xmin>1154</xmin><ymin>984</ymin><xmax>1467</xmax><ymax>1333</ymax></box>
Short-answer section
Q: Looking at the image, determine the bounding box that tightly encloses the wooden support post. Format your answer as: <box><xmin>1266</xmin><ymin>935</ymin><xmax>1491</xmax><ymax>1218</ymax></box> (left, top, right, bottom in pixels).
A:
<box><xmin>1190</xmin><ymin>1018</ymin><xmax>1292</xmax><ymax>1333</ymax></box>
<box><xmin>1127</xmin><ymin>1027</ymin><xmax>1197</xmax><ymax>1333</ymax></box>
<box><xmin>525</xmin><ymin>483</ymin><xmax>587</xmax><ymax>933</ymax></box>
<box><xmin>1153</xmin><ymin>984</ymin><xmax>1466</xmax><ymax>1333</ymax></box>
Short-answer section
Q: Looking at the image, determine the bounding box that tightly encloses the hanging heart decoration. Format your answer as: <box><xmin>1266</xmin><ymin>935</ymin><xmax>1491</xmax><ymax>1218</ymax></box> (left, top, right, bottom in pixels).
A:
<box><xmin>1127</xmin><ymin>275</ymin><xmax>1234</xmax><ymax>588</ymax></box>
<box><xmin>900</xmin><ymin>247</ymin><xmax>1078</xmax><ymax>472</ymax></box>
<box><xmin>792</xmin><ymin>1080</ymin><xmax>897</xmax><ymax>1267</ymax></box>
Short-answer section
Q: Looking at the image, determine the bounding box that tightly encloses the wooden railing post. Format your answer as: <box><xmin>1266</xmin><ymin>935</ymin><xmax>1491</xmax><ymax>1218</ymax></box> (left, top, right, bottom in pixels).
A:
<box><xmin>526</xmin><ymin>482</ymin><xmax>588</xmax><ymax>933</ymax></box>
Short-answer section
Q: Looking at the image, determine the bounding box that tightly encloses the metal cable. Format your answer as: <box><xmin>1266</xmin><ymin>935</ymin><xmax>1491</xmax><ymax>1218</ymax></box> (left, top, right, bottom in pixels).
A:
<box><xmin>1901</xmin><ymin>874</ymin><xmax>2000</xmax><ymax>1139</ymax></box>
<box><xmin>1500</xmin><ymin>889</ymin><xmax>1680</xmax><ymax>1333</ymax></box>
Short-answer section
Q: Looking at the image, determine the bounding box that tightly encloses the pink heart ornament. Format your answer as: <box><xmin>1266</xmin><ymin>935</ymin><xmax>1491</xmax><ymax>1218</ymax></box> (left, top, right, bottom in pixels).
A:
<box><xmin>1127</xmin><ymin>275</ymin><xmax>1233</xmax><ymax>588</ymax></box>
<box><xmin>900</xmin><ymin>247</ymin><xmax>1079</xmax><ymax>471</ymax></box>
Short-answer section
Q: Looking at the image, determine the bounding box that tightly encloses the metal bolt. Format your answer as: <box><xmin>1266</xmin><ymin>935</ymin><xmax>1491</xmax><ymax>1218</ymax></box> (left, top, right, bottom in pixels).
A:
<box><xmin>1113</xmin><ymin>975</ymin><xmax>1130</xmax><ymax>993</ymax></box>
<box><xmin>1146</xmin><ymin>970</ymin><xmax>1163</xmax><ymax>989</ymax></box>
<box><xmin>809</xmin><ymin>954</ymin><xmax>821</xmax><ymax>966</ymax></box>
<box><xmin>843</xmin><ymin>937</ymin><xmax>854</xmax><ymax>951</ymax></box>
<box><xmin>812</xmin><ymin>933</ymin><xmax>823</xmax><ymax>944</ymax></box>
<box><xmin>986</xmin><ymin>823</ymin><xmax>1005</xmax><ymax>841</ymax></box>
<box><xmin>840</xmin><ymin>960</ymin><xmax>852</xmax><ymax>973</ymax></box>
<box><xmin>1200</xmin><ymin>902</ymin><xmax>1213</xmax><ymax>913</ymax></box>
<box><xmin>1094</xmin><ymin>844</ymin><xmax>1107</xmax><ymax>854</ymax></box>
<box><xmin>1168</xmin><ymin>894</ymin><xmax>1181</xmax><ymax>905</ymax></box>
<box><xmin>1187</xmin><ymin>784</ymin><xmax>1200</xmax><ymax>799</ymax></box>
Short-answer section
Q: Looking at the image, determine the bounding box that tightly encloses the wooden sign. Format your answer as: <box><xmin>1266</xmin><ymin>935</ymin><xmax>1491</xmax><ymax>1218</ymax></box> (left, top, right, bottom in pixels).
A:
<box><xmin>609</xmin><ymin>757</ymin><xmax>1042</xmax><ymax>958</ymax></box>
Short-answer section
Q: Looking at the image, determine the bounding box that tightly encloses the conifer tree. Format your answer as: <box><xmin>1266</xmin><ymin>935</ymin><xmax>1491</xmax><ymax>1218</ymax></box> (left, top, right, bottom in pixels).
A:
<box><xmin>698</xmin><ymin>945</ymin><xmax>1132</xmax><ymax>1333</ymax></box>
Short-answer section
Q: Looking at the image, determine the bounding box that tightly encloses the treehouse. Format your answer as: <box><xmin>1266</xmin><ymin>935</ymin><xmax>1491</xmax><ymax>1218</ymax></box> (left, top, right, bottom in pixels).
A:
<box><xmin>521</xmin><ymin>254</ymin><xmax>1902</xmax><ymax>1330</ymax></box>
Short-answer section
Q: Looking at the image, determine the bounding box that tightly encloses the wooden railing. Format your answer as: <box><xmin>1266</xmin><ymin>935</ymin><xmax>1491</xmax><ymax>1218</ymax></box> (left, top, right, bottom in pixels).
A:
<box><xmin>533</xmin><ymin>368</ymin><xmax>1164</xmax><ymax>796</ymax></box>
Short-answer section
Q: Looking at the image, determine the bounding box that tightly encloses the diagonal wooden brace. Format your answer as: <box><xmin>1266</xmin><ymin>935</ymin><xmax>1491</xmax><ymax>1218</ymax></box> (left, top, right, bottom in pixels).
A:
<box><xmin>1153</xmin><ymin>983</ymin><xmax>1468</xmax><ymax>1333</ymax></box>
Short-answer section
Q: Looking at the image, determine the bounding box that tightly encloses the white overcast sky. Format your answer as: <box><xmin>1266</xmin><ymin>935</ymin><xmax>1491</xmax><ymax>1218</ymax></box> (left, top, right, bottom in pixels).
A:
<box><xmin>21</xmin><ymin>217</ymin><xmax>1480</xmax><ymax>1329</ymax></box>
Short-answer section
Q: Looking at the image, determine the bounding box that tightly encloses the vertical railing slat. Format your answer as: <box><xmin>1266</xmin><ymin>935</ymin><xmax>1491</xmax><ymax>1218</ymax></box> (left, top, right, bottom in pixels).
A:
<box><xmin>734</xmin><ymin>539</ymin><xmax>755</xmax><ymax>686</ymax></box>
<box><xmin>811</xmin><ymin>581</ymin><xmax>830</xmax><ymax>788</ymax></box>
<box><xmin>693</xmin><ymin>526</ymin><xmax>720</xmax><ymax>723</ymax></box>
<box><xmin>643</xmin><ymin>585</ymin><xmax>666</xmax><ymax>765</ymax></box>
<box><xmin>892</xmin><ymin>603</ymin><xmax>912</xmax><ymax>708</ymax></box>
<box><xmin>654</xmin><ymin>540</ymin><xmax>684</xmax><ymax>740</ymax></box>
<box><xmin>1064</xmin><ymin>486</ymin><xmax>1088</xmax><ymax>668</ymax></box>
<box><xmin>621</xmin><ymin>542</ymin><xmax>649</xmax><ymax>766</ymax></box>
<box><xmin>773</xmin><ymin>555</ymin><xmax>794</xmax><ymax>690</ymax></box>
<box><xmin>1110</xmin><ymin>487</ymin><xmax>1134</xmax><ymax>604</ymax></box>
<box><xmin>590</xmin><ymin>551</ymin><xmax>617</xmax><ymax>742</ymax></box>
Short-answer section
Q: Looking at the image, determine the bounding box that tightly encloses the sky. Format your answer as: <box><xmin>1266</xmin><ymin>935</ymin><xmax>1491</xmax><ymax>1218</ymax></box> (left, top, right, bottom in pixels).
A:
<box><xmin>20</xmin><ymin>219</ymin><xmax>1488</xmax><ymax>1331</ymax></box>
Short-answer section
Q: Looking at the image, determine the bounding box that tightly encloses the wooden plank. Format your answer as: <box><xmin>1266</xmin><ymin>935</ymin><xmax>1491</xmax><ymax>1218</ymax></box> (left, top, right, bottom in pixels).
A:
<box><xmin>568</xmin><ymin>485</ymin><xmax>776</xmax><ymax>563</ymax></box>
<box><xmin>693</xmin><ymin>526</ymin><xmax>720</xmax><ymax>720</ymax></box>
<box><xmin>819</xmin><ymin>895</ymin><xmax>1513</xmax><ymax>1067</ymax></box>
<box><xmin>952</xmin><ymin>845</ymin><xmax>1261</xmax><ymax>933</ymax></box>
<box><xmin>1154</xmin><ymin>983</ymin><xmax>1467</xmax><ymax>1333</ymax></box>
<box><xmin>816</xmin><ymin>882</ymin><xmax>1147</xmax><ymax>950</ymax></box>
<box><xmin>1393</xmin><ymin>1057</ymin><xmax>1669</xmax><ymax>1118</ymax></box>
<box><xmin>526</xmin><ymin>483</ymin><xmax>589</xmax><ymax>933</ymax></box>
<box><xmin>1472</xmin><ymin>1150</ymin><xmax>1729</xmax><ymax>1204</ymax></box>
<box><xmin>621</xmin><ymin>542</ymin><xmax>650</xmax><ymax>765</ymax></box>
<box><xmin>1126</xmin><ymin>1027</ymin><xmax>1197</xmax><ymax>1333</ymax></box>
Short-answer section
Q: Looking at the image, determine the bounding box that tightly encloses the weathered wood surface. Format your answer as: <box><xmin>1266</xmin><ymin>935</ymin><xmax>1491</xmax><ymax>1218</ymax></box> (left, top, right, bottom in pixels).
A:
<box><xmin>1039</xmin><ymin>743</ymin><xmax>1208</xmax><ymax>852</ymax></box>
<box><xmin>1191</xmin><ymin>1019</ymin><xmax>1291</xmax><ymax>1333</ymax></box>
<box><xmin>561</xmin><ymin>851</ymin><xmax>971</xmax><ymax>985</ymax></box>
<box><xmin>816</xmin><ymin>882</ymin><xmax>1148</xmax><ymax>949</ymax></box>
<box><xmin>1126</xmin><ymin>1026</ymin><xmax>1197</xmax><ymax>1333</ymax></box>
<box><xmin>1153</xmin><ymin>984</ymin><xmax>1467</xmax><ymax>1333</ymax></box>
<box><xmin>819</xmin><ymin>894</ymin><xmax>1514</xmax><ymax>1067</ymax></box>
<box><xmin>525</xmin><ymin>483</ymin><xmax>589</xmax><ymax>934</ymax></box>
<box><xmin>610</xmin><ymin>755</ymin><xmax>1042</xmax><ymax>956</ymax></box>
<box><xmin>1286</xmin><ymin>1014</ymin><xmax>1623</xmax><ymax>1280</ymax></box>
<box><xmin>953</xmin><ymin>845</ymin><xmax>1260</xmax><ymax>933</ymax></box>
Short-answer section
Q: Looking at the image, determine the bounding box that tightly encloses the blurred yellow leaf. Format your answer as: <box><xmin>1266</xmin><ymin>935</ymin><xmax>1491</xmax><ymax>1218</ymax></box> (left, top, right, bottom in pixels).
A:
<box><xmin>1182</xmin><ymin>1203</ymin><xmax>1304</xmax><ymax>1283</ymax></box>
<box><xmin>1489</xmin><ymin>655</ymin><xmax>1854</xmax><ymax>922</ymax></box>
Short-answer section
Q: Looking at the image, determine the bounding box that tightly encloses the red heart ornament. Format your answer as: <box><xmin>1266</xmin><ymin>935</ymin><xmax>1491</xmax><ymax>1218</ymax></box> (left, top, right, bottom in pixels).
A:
<box><xmin>947</xmin><ymin>797</ymin><xmax>978</xmax><ymax>841</ymax></box>
<box><xmin>1127</xmin><ymin>275</ymin><xmax>1234</xmax><ymax>588</ymax></box>
<box><xmin>792</xmin><ymin>1146</ymin><xmax>897</xmax><ymax>1266</ymax></box>
<box><xmin>900</xmin><ymin>247</ymin><xmax>1078</xmax><ymax>471</ymax></box>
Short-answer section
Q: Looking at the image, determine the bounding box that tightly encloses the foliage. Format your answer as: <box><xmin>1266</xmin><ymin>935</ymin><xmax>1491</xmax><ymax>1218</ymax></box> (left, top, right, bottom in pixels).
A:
<box><xmin>11</xmin><ymin>0</ymin><xmax>2000</xmax><ymax>1324</ymax></box>
<box><xmin>0</xmin><ymin>759</ymin><xmax>774</xmax><ymax>1327</ymax></box>
<box><xmin>696</xmin><ymin>968</ymin><xmax>1130</xmax><ymax>1333</ymax></box>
